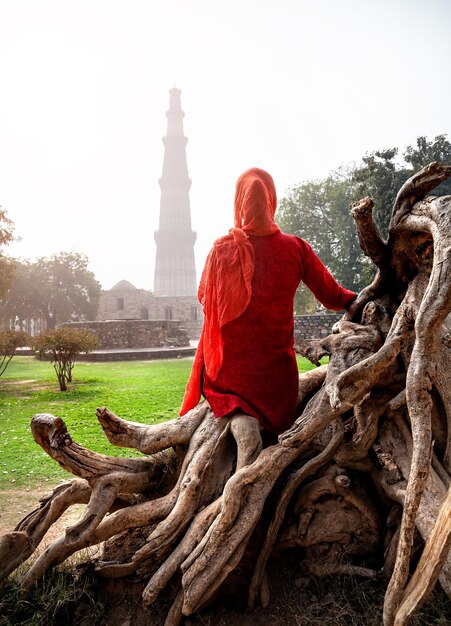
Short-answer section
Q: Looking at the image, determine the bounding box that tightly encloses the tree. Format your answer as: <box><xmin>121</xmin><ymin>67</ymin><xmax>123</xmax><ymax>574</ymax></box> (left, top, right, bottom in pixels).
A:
<box><xmin>0</xmin><ymin>207</ymin><xmax>15</xmax><ymax>299</ymax></box>
<box><xmin>33</xmin><ymin>327</ymin><xmax>98</xmax><ymax>391</ymax></box>
<box><xmin>0</xmin><ymin>164</ymin><xmax>450</xmax><ymax>626</ymax></box>
<box><xmin>0</xmin><ymin>252</ymin><xmax>101</xmax><ymax>330</ymax></box>
<box><xmin>351</xmin><ymin>148</ymin><xmax>410</xmax><ymax>236</ymax></box>
<box><xmin>404</xmin><ymin>134</ymin><xmax>451</xmax><ymax>196</ymax></box>
<box><xmin>0</xmin><ymin>260</ymin><xmax>39</xmax><ymax>328</ymax></box>
<box><xmin>0</xmin><ymin>330</ymin><xmax>29</xmax><ymax>377</ymax></box>
<box><xmin>352</xmin><ymin>135</ymin><xmax>451</xmax><ymax>237</ymax></box>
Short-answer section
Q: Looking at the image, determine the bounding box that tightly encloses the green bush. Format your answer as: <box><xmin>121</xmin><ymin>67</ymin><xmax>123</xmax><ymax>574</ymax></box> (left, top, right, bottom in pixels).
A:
<box><xmin>0</xmin><ymin>330</ymin><xmax>30</xmax><ymax>377</ymax></box>
<box><xmin>33</xmin><ymin>327</ymin><xmax>98</xmax><ymax>391</ymax></box>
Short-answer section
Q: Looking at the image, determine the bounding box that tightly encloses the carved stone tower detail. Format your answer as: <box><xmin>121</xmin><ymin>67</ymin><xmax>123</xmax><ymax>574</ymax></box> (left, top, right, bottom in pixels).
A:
<box><xmin>153</xmin><ymin>88</ymin><xmax>197</xmax><ymax>296</ymax></box>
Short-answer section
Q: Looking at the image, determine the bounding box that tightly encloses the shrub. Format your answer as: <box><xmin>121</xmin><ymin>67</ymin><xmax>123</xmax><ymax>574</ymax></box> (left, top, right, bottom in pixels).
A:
<box><xmin>0</xmin><ymin>330</ymin><xmax>29</xmax><ymax>377</ymax></box>
<box><xmin>33</xmin><ymin>327</ymin><xmax>98</xmax><ymax>391</ymax></box>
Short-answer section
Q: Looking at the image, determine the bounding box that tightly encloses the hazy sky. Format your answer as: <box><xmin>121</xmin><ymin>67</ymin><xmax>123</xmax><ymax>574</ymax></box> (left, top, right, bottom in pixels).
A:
<box><xmin>1</xmin><ymin>0</ymin><xmax>450</xmax><ymax>290</ymax></box>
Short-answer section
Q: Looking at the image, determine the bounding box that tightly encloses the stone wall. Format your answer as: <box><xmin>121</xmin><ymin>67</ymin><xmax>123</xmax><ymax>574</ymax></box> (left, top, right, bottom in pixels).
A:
<box><xmin>294</xmin><ymin>313</ymin><xmax>342</xmax><ymax>340</ymax></box>
<box><xmin>64</xmin><ymin>320</ymin><xmax>189</xmax><ymax>350</ymax></box>
<box><xmin>152</xmin><ymin>295</ymin><xmax>203</xmax><ymax>339</ymax></box>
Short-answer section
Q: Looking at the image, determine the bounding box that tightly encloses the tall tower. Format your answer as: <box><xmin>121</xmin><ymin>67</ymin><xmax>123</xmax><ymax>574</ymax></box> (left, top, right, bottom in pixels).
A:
<box><xmin>153</xmin><ymin>88</ymin><xmax>197</xmax><ymax>296</ymax></box>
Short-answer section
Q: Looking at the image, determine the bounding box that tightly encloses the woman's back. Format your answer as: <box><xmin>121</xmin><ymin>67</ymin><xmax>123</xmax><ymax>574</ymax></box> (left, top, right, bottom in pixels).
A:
<box><xmin>205</xmin><ymin>231</ymin><xmax>302</xmax><ymax>433</ymax></box>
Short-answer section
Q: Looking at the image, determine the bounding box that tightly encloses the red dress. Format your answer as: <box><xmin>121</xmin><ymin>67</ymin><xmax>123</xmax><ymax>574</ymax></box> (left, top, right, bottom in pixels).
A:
<box><xmin>202</xmin><ymin>231</ymin><xmax>356</xmax><ymax>434</ymax></box>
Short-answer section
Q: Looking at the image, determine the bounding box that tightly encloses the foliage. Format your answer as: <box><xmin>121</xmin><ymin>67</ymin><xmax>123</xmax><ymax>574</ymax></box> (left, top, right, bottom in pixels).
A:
<box><xmin>0</xmin><ymin>207</ymin><xmax>14</xmax><ymax>248</ymax></box>
<box><xmin>0</xmin><ymin>207</ymin><xmax>15</xmax><ymax>299</ymax></box>
<box><xmin>0</xmin><ymin>356</ymin><xmax>318</xmax><ymax>488</ymax></box>
<box><xmin>0</xmin><ymin>252</ymin><xmax>101</xmax><ymax>330</ymax></box>
<box><xmin>351</xmin><ymin>148</ymin><xmax>409</xmax><ymax>236</ymax></box>
<box><xmin>0</xmin><ymin>330</ymin><xmax>29</xmax><ymax>377</ymax></box>
<box><xmin>352</xmin><ymin>134</ymin><xmax>451</xmax><ymax>236</ymax></box>
<box><xmin>33</xmin><ymin>327</ymin><xmax>98</xmax><ymax>391</ymax></box>
<box><xmin>277</xmin><ymin>134</ymin><xmax>451</xmax><ymax>313</ymax></box>
<box><xmin>404</xmin><ymin>134</ymin><xmax>451</xmax><ymax>188</ymax></box>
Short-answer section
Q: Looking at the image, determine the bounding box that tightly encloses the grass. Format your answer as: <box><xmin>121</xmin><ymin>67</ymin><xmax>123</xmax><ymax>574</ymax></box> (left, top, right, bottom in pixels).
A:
<box><xmin>0</xmin><ymin>567</ymin><xmax>105</xmax><ymax>626</ymax></box>
<box><xmin>0</xmin><ymin>355</ymin><xmax>319</xmax><ymax>488</ymax></box>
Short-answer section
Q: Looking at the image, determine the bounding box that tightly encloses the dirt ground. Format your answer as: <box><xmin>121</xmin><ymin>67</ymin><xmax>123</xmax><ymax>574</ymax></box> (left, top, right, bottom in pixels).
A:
<box><xmin>0</xmin><ymin>483</ymin><xmax>87</xmax><ymax>550</ymax></box>
<box><xmin>0</xmin><ymin>485</ymin><xmax>449</xmax><ymax>626</ymax></box>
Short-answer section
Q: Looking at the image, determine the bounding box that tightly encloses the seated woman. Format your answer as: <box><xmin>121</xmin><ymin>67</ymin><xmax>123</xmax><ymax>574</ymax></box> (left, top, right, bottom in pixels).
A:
<box><xmin>180</xmin><ymin>168</ymin><xmax>356</xmax><ymax>467</ymax></box>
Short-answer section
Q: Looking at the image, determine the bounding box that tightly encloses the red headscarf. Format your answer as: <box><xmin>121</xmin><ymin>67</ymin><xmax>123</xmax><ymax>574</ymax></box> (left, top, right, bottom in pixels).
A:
<box><xmin>180</xmin><ymin>168</ymin><xmax>280</xmax><ymax>415</ymax></box>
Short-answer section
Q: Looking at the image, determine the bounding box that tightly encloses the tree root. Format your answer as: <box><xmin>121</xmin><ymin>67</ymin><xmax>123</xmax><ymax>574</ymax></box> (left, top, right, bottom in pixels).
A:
<box><xmin>0</xmin><ymin>480</ymin><xmax>91</xmax><ymax>580</ymax></box>
<box><xmin>96</xmin><ymin>402</ymin><xmax>209</xmax><ymax>454</ymax></box>
<box><xmin>247</xmin><ymin>419</ymin><xmax>344</xmax><ymax>610</ymax></box>
<box><xmin>304</xmin><ymin>562</ymin><xmax>379</xmax><ymax>579</ymax></box>
<box><xmin>393</xmin><ymin>487</ymin><xmax>451</xmax><ymax>626</ymax></box>
<box><xmin>0</xmin><ymin>163</ymin><xmax>450</xmax><ymax>626</ymax></box>
<box><xmin>383</xmin><ymin>182</ymin><xmax>451</xmax><ymax>626</ymax></box>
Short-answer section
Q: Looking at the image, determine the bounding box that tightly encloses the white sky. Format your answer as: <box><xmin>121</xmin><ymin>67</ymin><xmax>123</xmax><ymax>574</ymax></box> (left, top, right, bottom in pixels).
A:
<box><xmin>1</xmin><ymin>0</ymin><xmax>450</xmax><ymax>290</ymax></box>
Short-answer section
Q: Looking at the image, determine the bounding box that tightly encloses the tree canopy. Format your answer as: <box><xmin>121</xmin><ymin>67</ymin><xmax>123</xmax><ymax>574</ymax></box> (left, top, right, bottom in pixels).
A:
<box><xmin>277</xmin><ymin>134</ymin><xmax>451</xmax><ymax>313</ymax></box>
<box><xmin>0</xmin><ymin>207</ymin><xmax>15</xmax><ymax>299</ymax></box>
<box><xmin>0</xmin><ymin>330</ymin><xmax>29</xmax><ymax>377</ymax></box>
<box><xmin>0</xmin><ymin>252</ymin><xmax>101</xmax><ymax>329</ymax></box>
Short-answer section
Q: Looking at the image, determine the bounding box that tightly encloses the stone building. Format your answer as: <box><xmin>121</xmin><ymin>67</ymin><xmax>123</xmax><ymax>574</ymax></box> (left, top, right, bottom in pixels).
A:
<box><xmin>96</xmin><ymin>88</ymin><xmax>203</xmax><ymax>339</ymax></box>
<box><xmin>97</xmin><ymin>279</ymin><xmax>202</xmax><ymax>340</ymax></box>
<box><xmin>97</xmin><ymin>280</ymin><xmax>155</xmax><ymax>321</ymax></box>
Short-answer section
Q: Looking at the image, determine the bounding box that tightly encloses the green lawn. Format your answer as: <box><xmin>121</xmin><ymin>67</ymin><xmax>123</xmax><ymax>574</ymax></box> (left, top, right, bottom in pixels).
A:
<box><xmin>0</xmin><ymin>355</ymin><xmax>318</xmax><ymax>489</ymax></box>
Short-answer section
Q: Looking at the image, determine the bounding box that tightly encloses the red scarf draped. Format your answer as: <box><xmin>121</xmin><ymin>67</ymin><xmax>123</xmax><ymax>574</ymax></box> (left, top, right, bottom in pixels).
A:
<box><xmin>180</xmin><ymin>168</ymin><xmax>280</xmax><ymax>415</ymax></box>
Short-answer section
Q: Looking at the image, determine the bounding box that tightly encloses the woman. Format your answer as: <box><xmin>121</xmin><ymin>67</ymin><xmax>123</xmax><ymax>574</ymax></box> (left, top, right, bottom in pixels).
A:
<box><xmin>180</xmin><ymin>168</ymin><xmax>356</xmax><ymax>451</ymax></box>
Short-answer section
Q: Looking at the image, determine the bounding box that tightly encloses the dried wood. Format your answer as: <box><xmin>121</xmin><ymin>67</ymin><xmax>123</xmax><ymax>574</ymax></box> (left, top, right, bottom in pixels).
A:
<box><xmin>0</xmin><ymin>163</ymin><xmax>450</xmax><ymax>626</ymax></box>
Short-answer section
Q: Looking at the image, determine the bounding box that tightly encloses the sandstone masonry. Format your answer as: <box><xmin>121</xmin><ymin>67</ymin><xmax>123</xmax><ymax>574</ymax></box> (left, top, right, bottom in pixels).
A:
<box><xmin>294</xmin><ymin>313</ymin><xmax>342</xmax><ymax>340</ymax></box>
<box><xmin>65</xmin><ymin>320</ymin><xmax>189</xmax><ymax>350</ymax></box>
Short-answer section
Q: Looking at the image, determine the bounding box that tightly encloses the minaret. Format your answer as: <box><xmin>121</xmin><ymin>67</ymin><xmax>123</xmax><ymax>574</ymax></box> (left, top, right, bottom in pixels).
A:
<box><xmin>153</xmin><ymin>88</ymin><xmax>197</xmax><ymax>296</ymax></box>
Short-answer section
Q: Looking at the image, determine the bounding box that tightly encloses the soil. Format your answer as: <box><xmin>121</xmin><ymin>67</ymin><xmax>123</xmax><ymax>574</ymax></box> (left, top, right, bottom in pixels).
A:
<box><xmin>0</xmin><ymin>484</ymin><xmax>87</xmax><ymax>551</ymax></box>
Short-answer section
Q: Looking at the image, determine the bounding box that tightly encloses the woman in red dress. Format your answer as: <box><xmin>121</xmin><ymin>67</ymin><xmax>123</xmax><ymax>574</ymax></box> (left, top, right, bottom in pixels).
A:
<box><xmin>181</xmin><ymin>168</ymin><xmax>356</xmax><ymax>462</ymax></box>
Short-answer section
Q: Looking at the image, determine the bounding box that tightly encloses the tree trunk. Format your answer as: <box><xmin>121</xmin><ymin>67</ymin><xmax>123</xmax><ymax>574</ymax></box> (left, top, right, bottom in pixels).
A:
<box><xmin>0</xmin><ymin>163</ymin><xmax>450</xmax><ymax>626</ymax></box>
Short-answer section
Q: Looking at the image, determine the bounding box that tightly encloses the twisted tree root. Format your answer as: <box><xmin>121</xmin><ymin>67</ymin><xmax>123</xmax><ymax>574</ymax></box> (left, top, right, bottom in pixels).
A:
<box><xmin>180</xmin><ymin>444</ymin><xmax>301</xmax><ymax>614</ymax></box>
<box><xmin>394</xmin><ymin>487</ymin><xmax>451</xmax><ymax>626</ymax></box>
<box><xmin>383</xmin><ymin>187</ymin><xmax>451</xmax><ymax>626</ymax></box>
<box><xmin>0</xmin><ymin>480</ymin><xmax>91</xmax><ymax>580</ymax></box>
<box><xmin>0</xmin><ymin>163</ymin><xmax>449</xmax><ymax>626</ymax></box>
<box><xmin>247</xmin><ymin>419</ymin><xmax>344</xmax><ymax>610</ymax></box>
<box><xmin>96</xmin><ymin>402</ymin><xmax>209</xmax><ymax>454</ymax></box>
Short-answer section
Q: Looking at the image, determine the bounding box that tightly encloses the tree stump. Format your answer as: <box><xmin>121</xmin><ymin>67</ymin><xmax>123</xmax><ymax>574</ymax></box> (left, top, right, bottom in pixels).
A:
<box><xmin>0</xmin><ymin>163</ymin><xmax>450</xmax><ymax>626</ymax></box>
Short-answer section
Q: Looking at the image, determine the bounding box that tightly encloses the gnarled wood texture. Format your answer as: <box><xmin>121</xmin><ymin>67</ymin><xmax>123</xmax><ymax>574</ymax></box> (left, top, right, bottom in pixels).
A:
<box><xmin>0</xmin><ymin>163</ymin><xmax>450</xmax><ymax>626</ymax></box>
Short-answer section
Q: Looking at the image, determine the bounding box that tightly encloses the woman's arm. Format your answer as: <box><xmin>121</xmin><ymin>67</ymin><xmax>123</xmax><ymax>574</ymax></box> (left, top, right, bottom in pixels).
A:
<box><xmin>297</xmin><ymin>238</ymin><xmax>357</xmax><ymax>311</ymax></box>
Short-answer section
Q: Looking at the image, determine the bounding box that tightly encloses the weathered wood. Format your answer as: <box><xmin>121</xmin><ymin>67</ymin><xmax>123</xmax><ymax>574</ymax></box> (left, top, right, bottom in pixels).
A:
<box><xmin>247</xmin><ymin>419</ymin><xmax>344</xmax><ymax>610</ymax></box>
<box><xmin>394</xmin><ymin>487</ymin><xmax>451</xmax><ymax>626</ymax></box>
<box><xmin>350</xmin><ymin>196</ymin><xmax>388</xmax><ymax>267</ymax></box>
<box><xmin>384</xmin><ymin>178</ymin><xmax>451</xmax><ymax>626</ymax></box>
<box><xmin>0</xmin><ymin>163</ymin><xmax>450</xmax><ymax>626</ymax></box>
<box><xmin>96</xmin><ymin>402</ymin><xmax>209</xmax><ymax>454</ymax></box>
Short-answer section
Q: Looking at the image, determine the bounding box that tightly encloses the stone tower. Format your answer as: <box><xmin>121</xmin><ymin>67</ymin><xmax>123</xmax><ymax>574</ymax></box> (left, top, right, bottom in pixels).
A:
<box><xmin>153</xmin><ymin>88</ymin><xmax>197</xmax><ymax>296</ymax></box>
